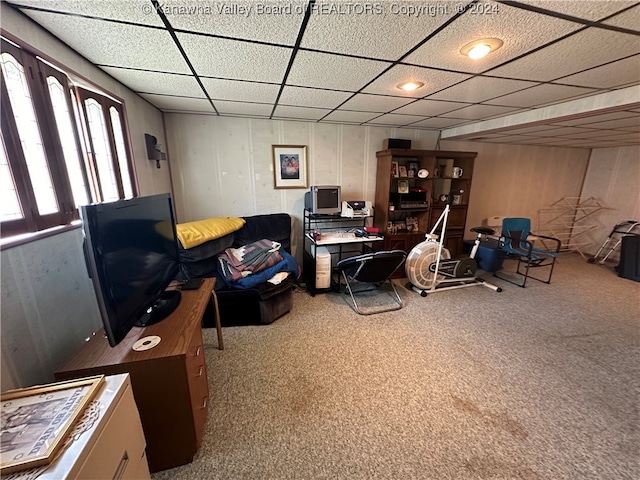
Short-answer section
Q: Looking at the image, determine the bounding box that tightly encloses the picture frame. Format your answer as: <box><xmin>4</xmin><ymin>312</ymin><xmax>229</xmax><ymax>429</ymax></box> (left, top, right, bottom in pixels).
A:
<box><xmin>398</xmin><ymin>165</ymin><xmax>408</xmax><ymax>178</ymax></box>
<box><xmin>398</xmin><ymin>179</ymin><xmax>409</xmax><ymax>194</ymax></box>
<box><xmin>390</xmin><ymin>161</ymin><xmax>399</xmax><ymax>178</ymax></box>
<box><xmin>272</xmin><ymin>145</ymin><xmax>308</xmax><ymax>189</ymax></box>
<box><xmin>406</xmin><ymin>216</ymin><xmax>419</xmax><ymax>232</ymax></box>
<box><xmin>408</xmin><ymin>161</ymin><xmax>419</xmax><ymax>177</ymax></box>
<box><xmin>1</xmin><ymin>375</ymin><xmax>105</xmax><ymax>475</ymax></box>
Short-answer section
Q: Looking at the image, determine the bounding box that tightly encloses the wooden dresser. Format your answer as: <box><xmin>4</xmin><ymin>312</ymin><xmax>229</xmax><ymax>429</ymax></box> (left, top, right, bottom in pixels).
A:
<box><xmin>55</xmin><ymin>278</ymin><xmax>215</xmax><ymax>472</ymax></box>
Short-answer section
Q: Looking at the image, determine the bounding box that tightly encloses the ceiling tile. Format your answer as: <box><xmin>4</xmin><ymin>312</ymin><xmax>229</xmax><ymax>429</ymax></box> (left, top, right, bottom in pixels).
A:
<box><xmin>523</xmin><ymin>0</ymin><xmax>637</xmax><ymax>21</ymax></box>
<box><xmin>477</xmin><ymin>134</ymin><xmax>545</xmax><ymax>143</ymax></box>
<box><xmin>301</xmin><ymin>4</ymin><xmax>450</xmax><ymax>60</ymax></box>
<box><xmin>439</xmin><ymin>104</ymin><xmax>521</xmax><ymax>120</ymax></box>
<box><xmin>559</xmin><ymin>129</ymin><xmax>620</xmax><ymax>140</ymax></box>
<box><xmin>602</xmin><ymin>4</ymin><xmax>640</xmax><ymax>29</ymax></box>
<box><xmin>489</xmin><ymin>83</ymin><xmax>598</xmax><ymax>108</ymax></box>
<box><xmin>199</xmin><ymin>78</ymin><xmax>280</xmax><ymax>103</ymax></box>
<box><xmin>576</xmin><ymin>116</ymin><xmax>640</xmax><ymax>131</ymax></box>
<box><xmin>410</xmin><ymin>117</ymin><xmax>470</xmax><ymax>128</ymax></box>
<box><xmin>555</xmin><ymin>55</ymin><xmax>640</xmax><ymax>89</ymax></box>
<box><xmin>393</xmin><ymin>99</ymin><xmax>471</xmax><ymax>116</ymax></box>
<box><xmin>594</xmin><ymin>131</ymin><xmax>640</xmax><ymax>142</ymax></box>
<box><xmin>489</xmin><ymin>28</ymin><xmax>640</xmax><ymax>82</ymax></box>
<box><xmin>10</xmin><ymin>0</ymin><xmax>640</xmax><ymax>149</ymax></box>
<box><xmin>272</xmin><ymin>105</ymin><xmax>332</xmax><ymax>120</ymax></box>
<box><xmin>338</xmin><ymin>94</ymin><xmax>415</xmax><ymax>113</ymax></box>
<box><xmin>215</xmin><ymin>101</ymin><xmax>273</xmax><ymax>117</ymax></box>
<box><xmin>362</xmin><ymin>65</ymin><xmax>471</xmax><ymax>97</ymax></box>
<box><xmin>404</xmin><ymin>1</ymin><xmax>581</xmax><ymax>74</ymax></box>
<box><xmin>428</xmin><ymin>76</ymin><xmax>537</xmax><ymax>103</ymax></box>
<box><xmin>278</xmin><ymin>86</ymin><xmax>353</xmax><ymax>109</ymax></box>
<box><xmin>286</xmin><ymin>51</ymin><xmax>390</xmax><ymax>90</ymax></box>
<box><xmin>533</xmin><ymin>126</ymin><xmax>600</xmax><ymax>136</ymax></box>
<box><xmin>20</xmin><ymin>10</ymin><xmax>190</xmax><ymax>73</ymax></box>
<box><xmin>365</xmin><ymin>113</ymin><xmax>428</xmax><ymax>126</ymax></box>
<box><xmin>166</xmin><ymin>0</ymin><xmax>304</xmax><ymax>44</ymax></box>
<box><xmin>177</xmin><ymin>32</ymin><xmax>292</xmax><ymax>82</ymax></box>
<box><xmin>320</xmin><ymin>110</ymin><xmax>379</xmax><ymax>123</ymax></box>
<box><xmin>100</xmin><ymin>67</ymin><xmax>202</xmax><ymax>96</ymax></box>
<box><xmin>500</xmin><ymin>125</ymin><xmax>561</xmax><ymax>135</ymax></box>
<box><xmin>139</xmin><ymin>94</ymin><xmax>215</xmax><ymax>113</ymax></box>
<box><xmin>16</xmin><ymin>0</ymin><xmax>164</xmax><ymax>26</ymax></box>
<box><xmin>551</xmin><ymin>110</ymin><xmax>638</xmax><ymax>127</ymax></box>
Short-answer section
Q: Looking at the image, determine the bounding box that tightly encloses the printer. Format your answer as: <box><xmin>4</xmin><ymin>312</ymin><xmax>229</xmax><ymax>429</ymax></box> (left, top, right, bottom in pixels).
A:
<box><xmin>341</xmin><ymin>200</ymin><xmax>372</xmax><ymax>218</ymax></box>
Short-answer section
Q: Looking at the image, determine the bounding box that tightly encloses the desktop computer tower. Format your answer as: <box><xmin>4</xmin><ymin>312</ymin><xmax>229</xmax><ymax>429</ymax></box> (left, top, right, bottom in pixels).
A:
<box><xmin>315</xmin><ymin>247</ymin><xmax>331</xmax><ymax>289</ymax></box>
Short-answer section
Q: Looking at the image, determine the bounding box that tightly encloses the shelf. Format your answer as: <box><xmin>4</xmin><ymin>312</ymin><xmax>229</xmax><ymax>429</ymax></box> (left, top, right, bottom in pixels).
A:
<box><xmin>374</xmin><ymin>148</ymin><xmax>476</xmax><ymax>257</ymax></box>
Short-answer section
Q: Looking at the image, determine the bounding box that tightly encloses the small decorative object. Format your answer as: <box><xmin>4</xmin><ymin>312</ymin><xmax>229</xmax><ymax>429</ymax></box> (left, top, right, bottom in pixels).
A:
<box><xmin>398</xmin><ymin>180</ymin><xmax>409</xmax><ymax>194</ymax></box>
<box><xmin>406</xmin><ymin>216</ymin><xmax>419</xmax><ymax>231</ymax></box>
<box><xmin>452</xmin><ymin>194</ymin><xmax>463</xmax><ymax>205</ymax></box>
<box><xmin>452</xmin><ymin>166</ymin><xmax>464</xmax><ymax>178</ymax></box>
<box><xmin>145</xmin><ymin>133</ymin><xmax>166</xmax><ymax>168</ymax></box>
<box><xmin>272</xmin><ymin>145</ymin><xmax>308</xmax><ymax>189</ymax></box>
<box><xmin>409</xmin><ymin>162</ymin><xmax>419</xmax><ymax>177</ymax></box>
<box><xmin>390</xmin><ymin>161</ymin><xmax>399</xmax><ymax>178</ymax></box>
<box><xmin>417</xmin><ymin>168</ymin><xmax>429</xmax><ymax>178</ymax></box>
<box><xmin>439</xmin><ymin>193</ymin><xmax>448</xmax><ymax>202</ymax></box>
<box><xmin>396</xmin><ymin>220</ymin><xmax>406</xmax><ymax>230</ymax></box>
<box><xmin>398</xmin><ymin>165</ymin><xmax>408</xmax><ymax>178</ymax></box>
<box><xmin>0</xmin><ymin>375</ymin><xmax>105</xmax><ymax>474</ymax></box>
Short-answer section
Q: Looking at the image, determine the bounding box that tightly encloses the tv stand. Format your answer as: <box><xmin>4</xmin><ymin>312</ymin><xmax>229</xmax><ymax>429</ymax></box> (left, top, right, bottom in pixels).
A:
<box><xmin>55</xmin><ymin>278</ymin><xmax>220</xmax><ymax>473</ymax></box>
<box><xmin>135</xmin><ymin>289</ymin><xmax>181</xmax><ymax>327</ymax></box>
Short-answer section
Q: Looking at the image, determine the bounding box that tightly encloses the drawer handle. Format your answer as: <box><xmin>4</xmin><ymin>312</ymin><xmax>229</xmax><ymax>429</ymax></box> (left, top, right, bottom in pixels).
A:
<box><xmin>200</xmin><ymin>396</ymin><xmax>208</xmax><ymax>409</ymax></box>
<box><xmin>197</xmin><ymin>365</ymin><xmax>204</xmax><ymax>377</ymax></box>
<box><xmin>112</xmin><ymin>451</ymin><xmax>129</xmax><ymax>480</ymax></box>
<box><xmin>193</xmin><ymin>346</ymin><xmax>201</xmax><ymax>357</ymax></box>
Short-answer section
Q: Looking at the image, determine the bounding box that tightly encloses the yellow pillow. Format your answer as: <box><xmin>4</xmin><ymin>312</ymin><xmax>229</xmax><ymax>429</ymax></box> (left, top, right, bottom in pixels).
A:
<box><xmin>176</xmin><ymin>217</ymin><xmax>246</xmax><ymax>249</ymax></box>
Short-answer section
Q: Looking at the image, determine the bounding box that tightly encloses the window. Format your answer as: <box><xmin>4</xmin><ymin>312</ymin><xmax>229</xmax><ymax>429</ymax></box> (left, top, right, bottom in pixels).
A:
<box><xmin>0</xmin><ymin>38</ymin><xmax>137</xmax><ymax>239</ymax></box>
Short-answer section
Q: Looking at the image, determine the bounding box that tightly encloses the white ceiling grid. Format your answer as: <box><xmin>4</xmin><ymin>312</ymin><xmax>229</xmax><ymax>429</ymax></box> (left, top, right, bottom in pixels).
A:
<box><xmin>4</xmin><ymin>0</ymin><xmax>640</xmax><ymax>148</ymax></box>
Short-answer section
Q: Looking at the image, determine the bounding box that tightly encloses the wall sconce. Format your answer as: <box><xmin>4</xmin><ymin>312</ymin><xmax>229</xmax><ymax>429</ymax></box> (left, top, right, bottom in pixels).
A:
<box><xmin>145</xmin><ymin>133</ymin><xmax>166</xmax><ymax>168</ymax></box>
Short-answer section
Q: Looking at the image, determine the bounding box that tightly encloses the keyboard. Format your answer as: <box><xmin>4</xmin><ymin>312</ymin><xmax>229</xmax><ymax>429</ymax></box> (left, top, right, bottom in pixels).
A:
<box><xmin>320</xmin><ymin>231</ymin><xmax>356</xmax><ymax>241</ymax></box>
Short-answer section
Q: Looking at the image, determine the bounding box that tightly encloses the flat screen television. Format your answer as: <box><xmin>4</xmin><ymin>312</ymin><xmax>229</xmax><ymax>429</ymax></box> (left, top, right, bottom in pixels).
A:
<box><xmin>304</xmin><ymin>185</ymin><xmax>341</xmax><ymax>215</ymax></box>
<box><xmin>80</xmin><ymin>193</ymin><xmax>181</xmax><ymax>347</ymax></box>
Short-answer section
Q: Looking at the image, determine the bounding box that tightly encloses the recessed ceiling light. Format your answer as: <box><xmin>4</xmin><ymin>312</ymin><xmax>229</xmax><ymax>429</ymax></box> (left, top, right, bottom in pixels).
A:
<box><xmin>460</xmin><ymin>38</ymin><xmax>503</xmax><ymax>60</ymax></box>
<box><xmin>397</xmin><ymin>81</ymin><xmax>425</xmax><ymax>92</ymax></box>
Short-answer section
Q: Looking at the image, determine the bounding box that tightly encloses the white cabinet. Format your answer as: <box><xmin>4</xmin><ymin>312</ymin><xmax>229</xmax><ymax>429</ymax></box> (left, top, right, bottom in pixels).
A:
<box><xmin>39</xmin><ymin>374</ymin><xmax>150</xmax><ymax>480</ymax></box>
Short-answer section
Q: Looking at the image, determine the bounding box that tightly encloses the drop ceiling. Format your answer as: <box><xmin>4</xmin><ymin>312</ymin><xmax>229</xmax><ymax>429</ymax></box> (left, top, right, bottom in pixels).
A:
<box><xmin>4</xmin><ymin>0</ymin><xmax>640</xmax><ymax>149</ymax></box>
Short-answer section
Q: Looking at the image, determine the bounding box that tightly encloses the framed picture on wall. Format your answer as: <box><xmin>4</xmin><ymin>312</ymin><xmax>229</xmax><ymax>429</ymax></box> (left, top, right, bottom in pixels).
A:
<box><xmin>0</xmin><ymin>375</ymin><xmax>105</xmax><ymax>474</ymax></box>
<box><xmin>272</xmin><ymin>145</ymin><xmax>308</xmax><ymax>189</ymax></box>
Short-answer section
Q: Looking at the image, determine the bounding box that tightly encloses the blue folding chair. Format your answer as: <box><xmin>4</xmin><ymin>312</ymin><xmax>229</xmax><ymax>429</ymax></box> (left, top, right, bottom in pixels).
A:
<box><xmin>493</xmin><ymin>217</ymin><xmax>561</xmax><ymax>288</ymax></box>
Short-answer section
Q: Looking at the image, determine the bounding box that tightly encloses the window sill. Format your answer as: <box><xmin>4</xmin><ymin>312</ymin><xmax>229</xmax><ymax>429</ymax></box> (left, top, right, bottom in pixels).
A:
<box><xmin>1</xmin><ymin>222</ymin><xmax>81</xmax><ymax>251</ymax></box>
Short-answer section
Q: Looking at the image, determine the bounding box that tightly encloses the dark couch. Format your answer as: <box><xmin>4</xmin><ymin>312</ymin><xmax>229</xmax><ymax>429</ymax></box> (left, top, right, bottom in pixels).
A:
<box><xmin>178</xmin><ymin>213</ymin><xmax>296</xmax><ymax>326</ymax></box>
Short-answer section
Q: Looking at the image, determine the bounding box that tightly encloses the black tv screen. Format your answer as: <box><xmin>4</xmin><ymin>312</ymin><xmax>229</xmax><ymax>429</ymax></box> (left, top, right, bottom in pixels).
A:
<box><xmin>80</xmin><ymin>193</ymin><xmax>181</xmax><ymax>347</ymax></box>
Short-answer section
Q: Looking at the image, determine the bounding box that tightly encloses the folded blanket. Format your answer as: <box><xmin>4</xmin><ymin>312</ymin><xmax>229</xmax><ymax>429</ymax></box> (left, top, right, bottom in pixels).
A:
<box><xmin>176</xmin><ymin>217</ymin><xmax>245</xmax><ymax>249</ymax></box>
<box><xmin>218</xmin><ymin>239</ymin><xmax>282</xmax><ymax>282</ymax></box>
<box><xmin>217</xmin><ymin>250</ymin><xmax>301</xmax><ymax>290</ymax></box>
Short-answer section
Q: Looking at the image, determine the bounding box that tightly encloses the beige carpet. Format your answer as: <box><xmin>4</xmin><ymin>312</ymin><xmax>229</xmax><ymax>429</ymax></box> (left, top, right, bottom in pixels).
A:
<box><xmin>152</xmin><ymin>254</ymin><xmax>639</xmax><ymax>480</ymax></box>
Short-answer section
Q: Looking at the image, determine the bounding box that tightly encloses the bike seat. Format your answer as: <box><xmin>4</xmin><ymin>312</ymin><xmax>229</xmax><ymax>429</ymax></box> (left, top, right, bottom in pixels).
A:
<box><xmin>470</xmin><ymin>226</ymin><xmax>495</xmax><ymax>236</ymax></box>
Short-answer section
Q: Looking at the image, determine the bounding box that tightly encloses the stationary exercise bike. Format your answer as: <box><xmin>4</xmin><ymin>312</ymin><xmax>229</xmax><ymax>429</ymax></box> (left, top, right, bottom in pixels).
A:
<box><xmin>405</xmin><ymin>190</ymin><xmax>502</xmax><ymax>296</ymax></box>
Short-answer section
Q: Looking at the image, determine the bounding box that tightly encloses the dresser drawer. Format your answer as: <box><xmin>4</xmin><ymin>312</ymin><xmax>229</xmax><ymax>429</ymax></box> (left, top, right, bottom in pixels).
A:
<box><xmin>74</xmin><ymin>379</ymin><xmax>149</xmax><ymax>480</ymax></box>
<box><xmin>185</xmin><ymin>326</ymin><xmax>209</xmax><ymax>446</ymax></box>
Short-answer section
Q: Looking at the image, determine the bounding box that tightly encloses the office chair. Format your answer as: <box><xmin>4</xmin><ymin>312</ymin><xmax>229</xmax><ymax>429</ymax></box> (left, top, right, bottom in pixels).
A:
<box><xmin>337</xmin><ymin>250</ymin><xmax>407</xmax><ymax>315</ymax></box>
<box><xmin>494</xmin><ymin>217</ymin><xmax>561</xmax><ymax>288</ymax></box>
